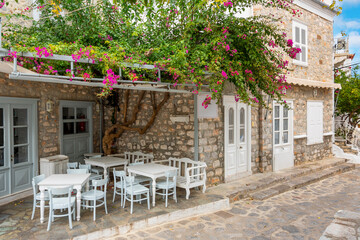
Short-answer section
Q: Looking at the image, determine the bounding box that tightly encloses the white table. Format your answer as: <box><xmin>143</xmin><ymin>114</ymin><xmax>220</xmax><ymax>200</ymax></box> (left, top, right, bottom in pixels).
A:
<box><xmin>38</xmin><ymin>173</ymin><xmax>91</xmax><ymax>223</ymax></box>
<box><xmin>127</xmin><ymin>163</ymin><xmax>178</xmax><ymax>207</ymax></box>
<box><xmin>85</xmin><ymin>156</ymin><xmax>128</xmax><ymax>177</ymax></box>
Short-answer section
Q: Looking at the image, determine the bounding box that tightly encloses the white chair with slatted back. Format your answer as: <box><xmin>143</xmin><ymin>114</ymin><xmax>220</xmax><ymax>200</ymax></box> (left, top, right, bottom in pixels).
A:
<box><xmin>79</xmin><ymin>164</ymin><xmax>102</xmax><ymax>181</ymax></box>
<box><xmin>47</xmin><ymin>185</ymin><xmax>75</xmax><ymax>231</ymax></box>
<box><xmin>81</xmin><ymin>178</ymin><xmax>108</xmax><ymax>221</ymax></box>
<box><xmin>67</xmin><ymin>162</ymin><xmax>78</xmax><ymax>169</ymax></box>
<box><xmin>122</xmin><ymin>175</ymin><xmax>150</xmax><ymax>214</ymax></box>
<box><xmin>113</xmin><ymin>169</ymin><xmax>126</xmax><ymax>206</ymax></box>
<box><xmin>31</xmin><ymin>174</ymin><xmax>49</xmax><ymax>220</ymax></box>
<box><xmin>155</xmin><ymin>169</ymin><xmax>177</xmax><ymax>207</ymax></box>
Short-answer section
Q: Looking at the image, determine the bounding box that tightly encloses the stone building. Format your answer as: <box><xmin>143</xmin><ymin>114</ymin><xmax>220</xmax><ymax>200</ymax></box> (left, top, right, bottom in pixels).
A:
<box><xmin>0</xmin><ymin>0</ymin><xmax>340</xmax><ymax>204</ymax></box>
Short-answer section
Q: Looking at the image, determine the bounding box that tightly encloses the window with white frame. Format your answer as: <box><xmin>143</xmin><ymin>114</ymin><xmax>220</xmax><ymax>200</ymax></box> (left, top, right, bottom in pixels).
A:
<box><xmin>307</xmin><ymin>101</ymin><xmax>323</xmax><ymax>144</ymax></box>
<box><xmin>292</xmin><ymin>21</ymin><xmax>308</xmax><ymax>65</ymax></box>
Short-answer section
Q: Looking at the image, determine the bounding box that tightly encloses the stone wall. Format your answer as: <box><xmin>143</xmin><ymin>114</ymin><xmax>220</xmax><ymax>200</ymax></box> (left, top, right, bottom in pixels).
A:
<box><xmin>0</xmin><ymin>73</ymin><xmax>101</xmax><ymax>163</ymax></box>
<box><xmin>253</xmin><ymin>3</ymin><xmax>334</xmax><ymax>83</ymax></box>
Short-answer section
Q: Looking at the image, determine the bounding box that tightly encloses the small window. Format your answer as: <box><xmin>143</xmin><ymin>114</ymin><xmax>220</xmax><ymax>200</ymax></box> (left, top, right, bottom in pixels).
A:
<box><xmin>307</xmin><ymin>101</ymin><xmax>323</xmax><ymax>144</ymax></box>
<box><xmin>228</xmin><ymin>108</ymin><xmax>234</xmax><ymax>144</ymax></box>
<box><xmin>292</xmin><ymin>21</ymin><xmax>308</xmax><ymax>66</ymax></box>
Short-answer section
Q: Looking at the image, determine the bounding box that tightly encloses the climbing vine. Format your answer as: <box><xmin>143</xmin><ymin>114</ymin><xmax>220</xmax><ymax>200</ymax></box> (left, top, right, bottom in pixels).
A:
<box><xmin>3</xmin><ymin>0</ymin><xmax>304</xmax><ymax>107</ymax></box>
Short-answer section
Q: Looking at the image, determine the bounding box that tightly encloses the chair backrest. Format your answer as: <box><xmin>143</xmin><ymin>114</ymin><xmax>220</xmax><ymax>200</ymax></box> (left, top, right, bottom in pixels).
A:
<box><xmin>168</xmin><ymin>157</ymin><xmax>207</xmax><ymax>179</ymax></box>
<box><xmin>165</xmin><ymin>169</ymin><xmax>178</xmax><ymax>184</ymax></box>
<box><xmin>67</xmin><ymin>168</ymin><xmax>88</xmax><ymax>174</ymax></box>
<box><xmin>92</xmin><ymin>177</ymin><xmax>108</xmax><ymax>193</ymax></box>
<box><xmin>125</xmin><ymin>151</ymin><xmax>154</xmax><ymax>165</ymax></box>
<box><xmin>123</xmin><ymin>175</ymin><xmax>135</xmax><ymax>194</ymax></box>
<box><xmin>67</xmin><ymin>162</ymin><xmax>78</xmax><ymax>169</ymax></box>
<box><xmin>32</xmin><ymin>174</ymin><xmax>46</xmax><ymax>195</ymax></box>
<box><xmin>113</xmin><ymin>169</ymin><xmax>126</xmax><ymax>188</ymax></box>
<box><xmin>79</xmin><ymin>164</ymin><xmax>91</xmax><ymax>171</ymax></box>
<box><xmin>48</xmin><ymin>185</ymin><xmax>73</xmax><ymax>210</ymax></box>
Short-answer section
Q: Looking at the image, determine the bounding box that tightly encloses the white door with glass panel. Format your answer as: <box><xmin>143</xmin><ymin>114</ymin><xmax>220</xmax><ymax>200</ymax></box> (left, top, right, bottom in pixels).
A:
<box><xmin>60</xmin><ymin>101</ymin><xmax>93</xmax><ymax>163</ymax></box>
<box><xmin>0</xmin><ymin>100</ymin><xmax>37</xmax><ymax>198</ymax></box>
<box><xmin>273</xmin><ymin>102</ymin><xmax>294</xmax><ymax>171</ymax></box>
<box><xmin>224</xmin><ymin>96</ymin><xmax>250</xmax><ymax>179</ymax></box>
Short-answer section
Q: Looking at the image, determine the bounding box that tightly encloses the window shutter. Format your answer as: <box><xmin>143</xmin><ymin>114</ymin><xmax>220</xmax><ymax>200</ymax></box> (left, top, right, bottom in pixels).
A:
<box><xmin>307</xmin><ymin>102</ymin><xmax>323</xmax><ymax>144</ymax></box>
<box><xmin>293</xmin><ymin>21</ymin><xmax>308</xmax><ymax>64</ymax></box>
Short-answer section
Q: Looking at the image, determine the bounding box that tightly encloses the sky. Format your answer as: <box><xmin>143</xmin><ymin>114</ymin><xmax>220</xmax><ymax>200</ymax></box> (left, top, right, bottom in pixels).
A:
<box><xmin>333</xmin><ymin>0</ymin><xmax>360</xmax><ymax>64</ymax></box>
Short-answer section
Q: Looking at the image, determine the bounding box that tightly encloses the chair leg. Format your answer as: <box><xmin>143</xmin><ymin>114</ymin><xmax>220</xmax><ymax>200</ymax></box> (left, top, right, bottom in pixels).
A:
<box><xmin>147</xmin><ymin>191</ymin><xmax>150</xmax><ymax>210</ymax></box>
<box><xmin>47</xmin><ymin>209</ymin><xmax>52</xmax><ymax>231</ymax></box>
<box><xmin>174</xmin><ymin>187</ymin><xmax>177</xmax><ymax>203</ymax></box>
<box><xmin>73</xmin><ymin>205</ymin><xmax>75</xmax><ymax>220</ymax></box>
<box><xmin>68</xmin><ymin>206</ymin><xmax>73</xmax><ymax>230</ymax></box>
<box><xmin>202</xmin><ymin>184</ymin><xmax>206</xmax><ymax>193</ymax></box>
<box><xmin>130</xmin><ymin>195</ymin><xmax>133</xmax><ymax>214</ymax></box>
<box><xmin>93</xmin><ymin>199</ymin><xmax>96</xmax><ymax>221</ymax></box>
<box><xmin>104</xmin><ymin>195</ymin><xmax>108</xmax><ymax>214</ymax></box>
<box><xmin>120</xmin><ymin>188</ymin><xmax>123</xmax><ymax>207</ymax></box>
<box><xmin>113</xmin><ymin>189</ymin><xmax>116</xmax><ymax>203</ymax></box>
<box><xmin>31</xmin><ymin>199</ymin><xmax>36</xmax><ymax>220</ymax></box>
<box><xmin>165</xmin><ymin>188</ymin><xmax>168</xmax><ymax>208</ymax></box>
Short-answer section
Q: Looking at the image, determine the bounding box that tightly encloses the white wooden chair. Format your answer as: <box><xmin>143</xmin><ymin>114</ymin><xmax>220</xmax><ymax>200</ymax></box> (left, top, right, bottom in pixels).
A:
<box><xmin>81</xmin><ymin>178</ymin><xmax>109</xmax><ymax>221</ymax></box>
<box><xmin>123</xmin><ymin>175</ymin><xmax>150</xmax><ymax>214</ymax></box>
<box><xmin>31</xmin><ymin>174</ymin><xmax>49</xmax><ymax>220</ymax></box>
<box><xmin>125</xmin><ymin>151</ymin><xmax>154</xmax><ymax>165</ymax></box>
<box><xmin>113</xmin><ymin>169</ymin><xmax>126</xmax><ymax>206</ymax></box>
<box><xmin>67</xmin><ymin>168</ymin><xmax>88</xmax><ymax>174</ymax></box>
<box><xmin>47</xmin><ymin>185</ymin><xmax>75</xmax><ymax>231</ymax></box>
<box><xmin>155</xmin><ymin>169</ymin><xmax>177</xmax><ymax>207</ymax></box>
<box><xmin>67</xmin><ymin>162</ymin><xmax>78</xmax><ymax>169</ymax></box>
<box><xmin>79</xmin><ymin>164</ymin><xmax>102</xmax><ymax>181</ymax></box>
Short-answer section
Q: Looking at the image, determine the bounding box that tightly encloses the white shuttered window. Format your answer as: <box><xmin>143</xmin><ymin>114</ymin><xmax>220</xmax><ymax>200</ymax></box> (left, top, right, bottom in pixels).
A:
<box><xmin>307</xmin><ymin>101</ymin><xmax>323</xmax><ymax>144</ymax></box>
<box><xmin>292</xmin><ymin>21</ymin><xmax>308</xmax><ymax>65</ymax></box>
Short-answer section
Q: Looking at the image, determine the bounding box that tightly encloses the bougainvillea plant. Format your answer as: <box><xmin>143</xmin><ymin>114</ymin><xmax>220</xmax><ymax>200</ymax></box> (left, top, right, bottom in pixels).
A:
<box><xmin>3</xmin><ymin>0</ymin><xmax>306</xmax><ymax>108</ymax></box>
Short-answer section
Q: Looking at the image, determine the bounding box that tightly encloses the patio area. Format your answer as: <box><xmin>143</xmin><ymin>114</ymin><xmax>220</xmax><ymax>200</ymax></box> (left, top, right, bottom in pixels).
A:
<box><xmin>0</xmin><ymin>185</ymin><xmax>227</xmax><ymax>240</ymax></box>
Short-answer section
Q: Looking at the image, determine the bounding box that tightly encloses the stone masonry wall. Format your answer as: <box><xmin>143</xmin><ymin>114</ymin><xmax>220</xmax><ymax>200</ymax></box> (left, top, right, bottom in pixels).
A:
<box><xmin>254</xmin><ymin>3</ymin><xmax>334</xmax><ymax>83</ymax></box>
<box><xmin>103</xmin><ymin>90</ymin><xmax>224</xmax><ymax>186</ymax></box>
<box><xmin>0</xmin><ymin>73</ymin><xmax>101</xmax><ymax>165</ymax></box>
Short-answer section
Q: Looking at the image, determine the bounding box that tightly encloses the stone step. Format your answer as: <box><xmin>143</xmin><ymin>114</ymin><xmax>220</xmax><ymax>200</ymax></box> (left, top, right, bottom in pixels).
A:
<box><xmin>249</xmin><ymin>163</ymin><xmax>355</xmax><ymax>200</ymax></box>
<box><xmin>223</xmin><ymin>158</ymin><xmax>347</xmax><ymax>202</ymax></box>
<box><xmin>335</xmin><ymin>140</ymin><xmax>347</xmax><ymax>146</ymax></box>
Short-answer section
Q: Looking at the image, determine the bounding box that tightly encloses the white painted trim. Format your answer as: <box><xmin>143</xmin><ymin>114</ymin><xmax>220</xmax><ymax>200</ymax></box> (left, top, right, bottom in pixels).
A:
<box><xmin>323</xmin><ymin>132</ymin><xmax>334</xmax><ymax>136</ymax></box>
<box><xmin>294</xmin><ymin>134</ymin><xmax>307</xmax><ymax>139</ymax></box>
<box><xmin>293</xmin><ymin>0</ymin><xmax>336</xmax><ymax>21</ymax></box>
<box><xmin>0</xmin><ymin>188</ymin><xmax>32</xmax><ymax>206</ymax></box>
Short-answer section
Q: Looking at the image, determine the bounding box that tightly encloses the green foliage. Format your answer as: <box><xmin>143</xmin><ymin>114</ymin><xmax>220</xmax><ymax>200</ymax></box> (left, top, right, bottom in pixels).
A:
<box><xmin>335</xmin><ymin>67</ymin><xmax>360</xmax><ymax>126</ymax></box>
<box><xmin>3</xmin><ymin>0</ymin><xmax>298</xmax><ymax>107</ymax></box>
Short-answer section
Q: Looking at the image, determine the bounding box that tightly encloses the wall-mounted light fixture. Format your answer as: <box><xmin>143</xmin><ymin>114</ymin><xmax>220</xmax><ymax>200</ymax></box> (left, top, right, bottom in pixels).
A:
<box><xmin>46</xmin><ymin>100</ymin><xmax>54</xmax><ymax>113</ymax></box>
<box><xmin>313</xmin><ymin>89</ymin><xmax>318</xmax><ymax>97</ymax></box>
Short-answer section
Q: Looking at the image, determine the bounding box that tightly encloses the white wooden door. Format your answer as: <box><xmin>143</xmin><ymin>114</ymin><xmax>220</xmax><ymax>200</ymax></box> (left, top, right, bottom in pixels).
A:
<box><xmin>0</xmin><ymin>100</ymin><xmax>37</xmax><ymax>198</ymax></box>
<box><xmin>224</xmin><ymin>97</ymin><xmax>250</xmax><ymax>180</ymax></box>
<box><xmin>60</xmin><ymin>101</ymin><xmax>93</xmax><ymax>163</ymax></box>
<box><xmin>273</xmin><ymin>101</ymin><xmax>294</xmax><ymax>171</ymax></box>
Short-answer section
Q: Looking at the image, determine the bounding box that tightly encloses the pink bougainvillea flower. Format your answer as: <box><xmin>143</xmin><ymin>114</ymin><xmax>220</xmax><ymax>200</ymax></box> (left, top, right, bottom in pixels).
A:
<box><xmin>221</xmin><ymin>70</ymin><xmax>228</xmax><ymax>79</ymax></box>
<box><xmin>287</xmin><ymin>39</ymin><xmax>293</xmax><ymax>47</ymax></box>
<box><xmin>225</xmin><ymin>44</ymin><xmax>230</xmax><ymax>51</ymax></box>
<box><xmin>224</xmin><ymin>1</ymin><xmax>233</xmax><ymax>7</ymax></box>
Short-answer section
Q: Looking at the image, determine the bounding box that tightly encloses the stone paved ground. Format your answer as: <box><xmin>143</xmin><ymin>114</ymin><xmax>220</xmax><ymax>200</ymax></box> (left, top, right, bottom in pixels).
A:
<box><xmin>113</xmin><ymin>168</ymin><xmax>360</xmax><ymax>240</ymax></box>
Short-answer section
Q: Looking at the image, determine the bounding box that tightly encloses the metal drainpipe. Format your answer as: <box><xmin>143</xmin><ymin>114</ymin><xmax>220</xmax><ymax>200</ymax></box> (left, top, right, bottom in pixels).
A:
<box><xmin>194</xmin><ymin>94</ymin><xmax>199</xmax><ymax>161</ymax></box>
<box><xmin>99</xmin><ymin>98</ymin><xmax>103</xmax><ymax>153</ymax></box>
<box><xmin>259</xmin><ymin>105</ymin><xmax>265</xmax><ymax>172</ymax></box>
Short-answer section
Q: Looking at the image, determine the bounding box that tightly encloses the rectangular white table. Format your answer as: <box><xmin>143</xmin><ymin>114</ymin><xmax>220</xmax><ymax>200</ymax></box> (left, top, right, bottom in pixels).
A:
<box><xmin>85</xmin><ymin>156</ymin><xmax>128</xmax><ymax>177</ymax></box>
<box><xmin>127</xmin><ymin>163</ymin><xmax>178</xmax><ymax>207</ymax></box>
<box><xmin>38</xmin><ymin>173</ymin><xmax>91</xmax><ymax>223</ymax></box>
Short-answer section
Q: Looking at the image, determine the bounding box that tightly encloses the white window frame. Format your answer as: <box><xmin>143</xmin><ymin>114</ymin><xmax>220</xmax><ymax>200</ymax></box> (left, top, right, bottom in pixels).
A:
<box><xmin>307</xmin><ymin>101</ymin><xmax>323</xmax><ymax>145</ymax></box>
<box><xmin>292</xmin><ymin>20</ymin><xmax>308</xmax><ymax>67</ymax></box>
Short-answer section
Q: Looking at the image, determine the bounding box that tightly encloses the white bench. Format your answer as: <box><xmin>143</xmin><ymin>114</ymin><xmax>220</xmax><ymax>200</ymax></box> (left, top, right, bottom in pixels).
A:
<box><xmin>155</xmin><ymin>157</ymin><xmax>207</xmax><ymax>199</ymax></box>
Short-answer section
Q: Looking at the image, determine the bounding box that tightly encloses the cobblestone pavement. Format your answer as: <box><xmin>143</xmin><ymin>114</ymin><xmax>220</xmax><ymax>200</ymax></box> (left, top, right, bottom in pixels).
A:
<box><xmin>114</xmin><ymin>168</ymin><xmax>360</xmax><ymax>240</ymax></box>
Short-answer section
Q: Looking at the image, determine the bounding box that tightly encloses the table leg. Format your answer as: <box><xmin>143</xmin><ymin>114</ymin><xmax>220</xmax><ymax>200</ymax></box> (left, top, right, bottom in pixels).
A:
<box><xmin>152</xmin><ymin>177</ymin><xmax>156</xmax><ymax>207</ymax></box>
<box><xmin>86</xmin><ymin>181</ymin><xmax>89</xmax><ymax>209</ymax></box>
<box><xmin>103</xmin><ymin>167</ymin><xmax>107</xmax><ymax>179</ymax></box>
<box><xmin>39</xmin><ymin>187</ymin><xmax>45</xmax><ymax>223</ymax></box>
<box><xmin>76</xmin><ymin>186</ymin><xmax>81</xmax><ymax>221</ymax></box>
